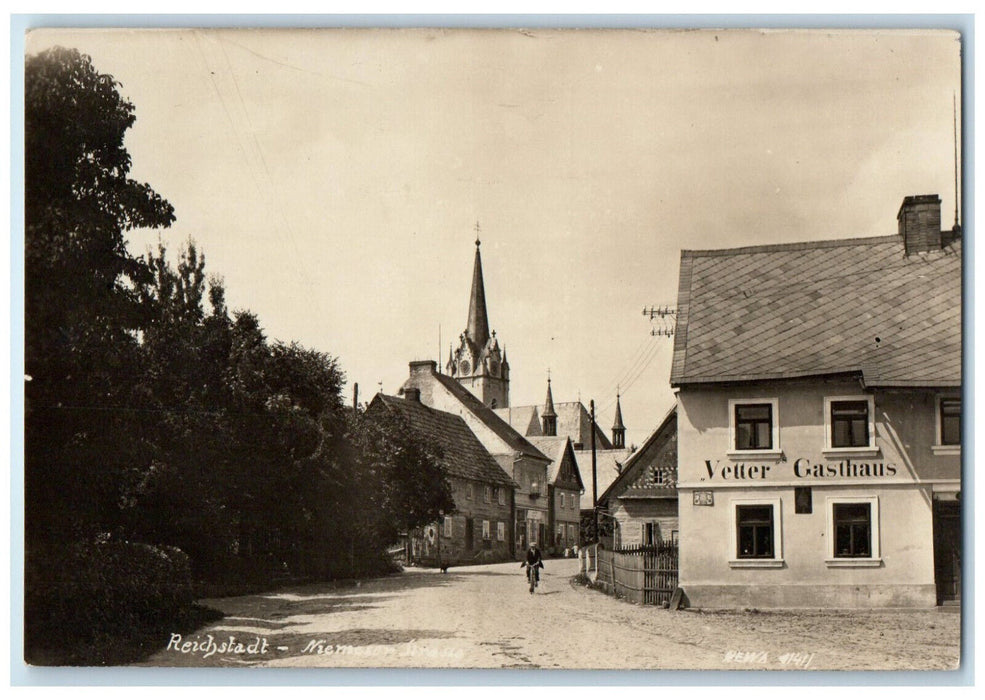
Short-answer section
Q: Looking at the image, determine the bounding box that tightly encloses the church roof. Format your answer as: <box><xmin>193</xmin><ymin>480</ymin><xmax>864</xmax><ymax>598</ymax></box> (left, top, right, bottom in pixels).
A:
<box><xmin>612</xmin><ymin>394</ymin><xmax>625</xmax><ymax>431</ymax></box>
<box><xmin>495</xmin><ymin>405</ymin><xmax>542</xmax><ymax>436</ymax></box>
<box><xmin>369</xmin><ymin>393</ymin><xmax>514</xmax><ymax>486</ymax></box>
<box><xmin>555</xmin><ymin>402</ymin><xmax>613</xmax><ymax>450</ymax></box>
<box><xmin>431</xmin><ymin>372</ymin><xmax>549</xmax><ymax>462</ymax></box>
<box><xmin>495</xmin><ymin>400</ymin><xmax>613</xmax><ymax>448</ymax></box>
<box><xmin>542</xmin><ymin>379</ymin><xmax>557</xmax><ymax>418</ymax></box>
<box><xmin>466</xmin><ymin>239</ymin><xmax>491</xmax><ymax>350</ymax></box>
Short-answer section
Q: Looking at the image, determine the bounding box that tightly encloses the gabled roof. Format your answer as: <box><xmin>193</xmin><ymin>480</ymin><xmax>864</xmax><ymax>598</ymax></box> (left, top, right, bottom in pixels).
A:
<box><xmin>495</xmin><ymin>405</ymin><xmax>543</xmax><ymax>437</ymax></box>
<box><xmin>369</xmin><ymin>394</ymin><xmax>514</xmax><ymax>486</ymax></box>
<box><xmin>599</xmin><ymin>405</ymin><xmax>677</xmax><ymax>505</ymax></box>
<box><xmin>671</xmin><ymin>235</ymin><xmax>962</xmax><ymax>387</ymax></box>
<box><xmin>527</xmin><ymin>436</ymin><xmax>585</xmax><ymax>491</ymax></box>
<box><xmin>555</xmin><ymin>402</ymin><xmax>613</xmax><ymax>450</ymax></box>
<box><xmin>573</xmin><ymin>446</ymin><xmax>635</xmax><ymax>502</ymax></box>
<box><xmin>430</xmin><ymin>372</ymin><xmax>550</xmax><ymax>462</ymax></box>
<box><xmin>499</xmin><ymin>401</ymin><xmax>613</xmax><ymax>449</ymax></box>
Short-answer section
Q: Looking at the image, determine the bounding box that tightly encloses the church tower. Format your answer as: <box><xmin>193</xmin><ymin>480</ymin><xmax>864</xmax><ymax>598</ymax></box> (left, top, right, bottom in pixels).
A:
<box><xmin>445</xmin><ymin>231</ymin><xmax>510</xmax><ymax>408</ymax></box>
<box><xmin>612</xmin><ymin>393</ymin><xmax>626</xmax><ymax>449</ymax></box>
<box><xmin>541</xmin><ymin>376</ymin><xmax>557</xmax><ymax>436</ymax></box>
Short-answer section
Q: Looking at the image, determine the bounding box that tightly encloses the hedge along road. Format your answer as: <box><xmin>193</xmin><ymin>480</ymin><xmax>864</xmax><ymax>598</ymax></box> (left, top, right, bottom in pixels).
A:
<box><xmin>138</xmin><ymin>558</ymin><xmax>960</xmax><ymax>670</ymax></box>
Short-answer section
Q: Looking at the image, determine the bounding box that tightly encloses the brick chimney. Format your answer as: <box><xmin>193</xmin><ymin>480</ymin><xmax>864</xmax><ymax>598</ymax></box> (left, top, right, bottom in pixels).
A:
<box><xmin>409</xmin><ymin>360</ymin><xmax>437</xmax><ymax>376</ymax></box>
<box><xmin>898</xmin><ymin>194</ymin><xmax>943</xmax><ymax>254</ymax></box>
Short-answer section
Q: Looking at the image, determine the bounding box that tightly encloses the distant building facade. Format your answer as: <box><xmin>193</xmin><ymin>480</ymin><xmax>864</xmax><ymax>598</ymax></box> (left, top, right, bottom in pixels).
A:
<box><xmin>671</xmin><ymin>195</ymin><xmax>962</xmax><ymax>608</ymax></box>
<box><xmin>598</xmin><ymin>406</ymin><xmax>678</xmax><ymax>549</ymax></box>
<box><xmin>367</xmin><ymin>392</ymin><xmax>516</xmax><ymax>565</ymax></box>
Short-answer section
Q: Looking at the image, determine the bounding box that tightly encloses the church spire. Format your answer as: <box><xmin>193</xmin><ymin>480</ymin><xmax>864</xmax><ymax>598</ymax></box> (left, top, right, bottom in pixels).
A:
<box><xmin>466</xmin><ymin>228</ymin><xmax>490</xmax><ymax>350</ymax></box>
<box><xmin>542</xmin><ymin>374</ymin><xmax>557</xmax><ymax>436</ymax></box>
<box><xmin>612</xmin><ymin>393</ymin><xmax>626</xmax><ymax>448</ymax></box>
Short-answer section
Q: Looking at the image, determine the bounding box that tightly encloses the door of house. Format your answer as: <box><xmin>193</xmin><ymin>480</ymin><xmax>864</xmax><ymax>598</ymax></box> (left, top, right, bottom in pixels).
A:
<box><xmin>465</xmin><ymin>518</ymin><xmax>474</xmax><ymax>551</ymax></box>
<box><xmin>933</xmin><ymin>501</ymin><xmax>961</xmax><ymax>604</ymax></box>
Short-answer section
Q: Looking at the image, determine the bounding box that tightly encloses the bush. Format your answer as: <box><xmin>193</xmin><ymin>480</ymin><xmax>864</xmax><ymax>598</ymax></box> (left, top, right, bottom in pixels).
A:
<box><xmin>25</xmin><ymin>539</ymin><xmax>194</xmax><ymax>664</ymax></box>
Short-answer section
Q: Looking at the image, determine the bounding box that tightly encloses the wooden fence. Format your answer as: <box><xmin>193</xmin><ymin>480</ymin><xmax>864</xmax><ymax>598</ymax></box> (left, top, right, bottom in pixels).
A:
<box><xmin>596</xmin><ymin>544</ymin><xmax>679</xmax><ymax>606</ymax></box>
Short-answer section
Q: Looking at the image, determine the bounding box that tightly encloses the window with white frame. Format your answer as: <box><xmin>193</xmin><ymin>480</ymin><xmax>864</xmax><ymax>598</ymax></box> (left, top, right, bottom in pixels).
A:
<box><xmin>729</xmin><ymin>498</ymin><xmax>783</xmax><ymax>567</ymax></box>
<box><xmin>497</xmin><ymin>487</ymin><xmax>506</xmax><ymax>505</ymax></box>
<box><xmin>728</xmin><ymin>399</ymin><xmax>780</xmax><ymax>457</ymax></box>
<box><xmin>497</xmin><ymin>521</ymin><xmax>505</xmax><ymax>541</ymax></box>
<box><xmin>825</xmin><ymin>496</ymin><xmax>880</xmax><ymax>566</ymax></box>
<box><xmin>466</xmin><ymin>483</ymin><xmax>473</xmax><ymax>500</ymax></box>
<box><xmin>484</xmin><ymin>485</ymin><xmax>491</xmax><ymax>503</ymax></box>
<box><xmin>935</xmin><ymin>396</ymin><xmax>961</xmax><ymax>452</ymax></box>
<box><xmin>824</xmin><ymin>395</ymin><xmax>877</xmax><ymax>455</ymax></box>
<box><xmin>560</xmin><ymin>493</ymin><xmax>565</xmax><ymax>509</ymax></box>
<box><xmin>443</xmin><ymin>515</ymin><xmax>453</xmax><ymax>538</ymax></box>
<box><xmin>482</xmin><ymin>519</ymin><xmax>490</xmax><ymax>540</ymax></box>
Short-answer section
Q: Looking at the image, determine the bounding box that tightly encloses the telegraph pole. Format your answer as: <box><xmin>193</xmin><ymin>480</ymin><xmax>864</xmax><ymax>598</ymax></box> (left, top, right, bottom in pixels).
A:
<box><xmin>591</xmin><ymin>399</ymin><xmax>598</xmax><ymax>540</ymax></box>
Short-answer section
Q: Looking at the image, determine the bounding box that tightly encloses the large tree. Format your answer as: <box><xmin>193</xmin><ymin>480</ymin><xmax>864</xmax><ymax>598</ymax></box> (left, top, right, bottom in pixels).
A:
<box><xmin>25</xmin><ymin>47</ymin><xmax>175</xmax><ymax>542</ymax></box>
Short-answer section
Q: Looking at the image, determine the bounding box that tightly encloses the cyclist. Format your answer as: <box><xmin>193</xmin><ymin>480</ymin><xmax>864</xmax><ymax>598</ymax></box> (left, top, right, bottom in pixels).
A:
<box><xmin>521</xmin><ymin>541</ymin><xmax>544</xmax><ymax>593</ymax></box>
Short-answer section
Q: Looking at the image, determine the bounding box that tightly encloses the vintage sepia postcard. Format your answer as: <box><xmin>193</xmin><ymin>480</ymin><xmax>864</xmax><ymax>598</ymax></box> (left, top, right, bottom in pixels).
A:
<box><xmin>19</xmin><ymin>25</ymin><xmax>964</xmax><ymax>673</ymax></box>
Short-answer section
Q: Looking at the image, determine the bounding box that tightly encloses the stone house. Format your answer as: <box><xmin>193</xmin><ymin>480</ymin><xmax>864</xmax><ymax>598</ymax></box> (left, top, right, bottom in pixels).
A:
<box><xmin>367</xmin><ymin>391</ymin><xmax>516</xmax><ymax>565</ymax></box>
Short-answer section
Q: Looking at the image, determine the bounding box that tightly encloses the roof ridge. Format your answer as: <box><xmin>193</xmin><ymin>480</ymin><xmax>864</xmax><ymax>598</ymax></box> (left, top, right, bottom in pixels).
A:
<box><xmin>682</xmin><ymin>234</ymin><xmax>901</xmax><ymax>258</ymax></box>
<box><xmin>432</xmin><ymin>373</ymin><xmax>549</xmax><ymax>461</ymax></box>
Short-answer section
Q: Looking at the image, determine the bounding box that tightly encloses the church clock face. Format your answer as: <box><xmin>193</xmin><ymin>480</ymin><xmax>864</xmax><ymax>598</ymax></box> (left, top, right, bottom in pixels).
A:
<box><xmin>460</xmin><ymin>360</ymin><xmax>471</xmax><ymax>375</ymax></box>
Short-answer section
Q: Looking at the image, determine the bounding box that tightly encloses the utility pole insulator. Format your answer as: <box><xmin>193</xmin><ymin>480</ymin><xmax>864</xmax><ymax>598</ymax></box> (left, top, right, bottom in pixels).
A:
<box><xmin>643</xmin><ymin>305</ymin><xmax>678</xmax><ymax>320</ymax></box>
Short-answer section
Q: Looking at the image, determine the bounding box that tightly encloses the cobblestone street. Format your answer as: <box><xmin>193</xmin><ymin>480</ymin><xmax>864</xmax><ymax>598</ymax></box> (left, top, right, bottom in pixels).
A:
<box><xmin>139</xmin><ymin>558</ymin><xmax>960</xmax><ymax>670</ymax></box>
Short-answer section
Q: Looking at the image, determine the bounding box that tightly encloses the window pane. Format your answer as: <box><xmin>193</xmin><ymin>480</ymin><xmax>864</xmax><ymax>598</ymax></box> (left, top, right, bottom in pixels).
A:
<box><xmin>850</xmin><ymin>418</ymin><xmax>868</xmax><ymax>446</ymax></box>
<box><xmin>737</xmin><ymin>505</ymin><xmax>774</xmax><ymax>558</ymax></box>
<box><xmin>755</xmin><ymin>422</ymin><xmax>772</xmax><ymax>449</ymax></box>
<box><xmin>738</xmin><ymin>505</ymin><xmax>772</xmax><ymax>524</ymax></box>
<box><xmin>852</xmin><ymin>524</ymin><xmax>871</xmax><ymax>557</ymax></box>
<box><xmin>738</xmin><ymin>526</ymin><xmax>756</xmax><ymax>557</ymax></box>
<box><xmin>941</xmin><ymin>398</ymin><xmax>961</xmax><ymax>445</ymax></box>
<box><xmin>736</xmin><ymin>423</ymin><xmax>753</xmax><ymax>449</ymax></box>
<box><xmin>737</xmin><ymin>405</ymin><xmax>771</xmax><ymax>421</ymax></box>
<box><xmin>833</xmin><ymin>503</ymin><xmax>871</xmax><ymax>557</ymax></box>
<box><xmin>754</xmin><ymin>525</ymin><xmax>773</xmax><ymax>558</ymax></box>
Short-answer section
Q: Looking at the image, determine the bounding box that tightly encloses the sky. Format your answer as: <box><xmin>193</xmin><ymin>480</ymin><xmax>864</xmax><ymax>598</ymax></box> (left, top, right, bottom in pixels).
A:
<box><xmin>25</xmin><ymin>27</ymin><xmax>962</xmax><ymax>447</ymax></box>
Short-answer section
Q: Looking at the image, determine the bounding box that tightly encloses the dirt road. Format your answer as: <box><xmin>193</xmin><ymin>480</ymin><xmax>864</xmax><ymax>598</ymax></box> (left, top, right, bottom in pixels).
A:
<box><xmin>139</xmin><ymin>558</ymin><xmax>960</xmax><ymax>670</ymax></box>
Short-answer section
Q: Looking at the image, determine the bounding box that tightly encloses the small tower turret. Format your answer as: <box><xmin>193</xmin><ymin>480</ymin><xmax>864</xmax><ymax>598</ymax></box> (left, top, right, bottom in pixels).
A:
<box><xmin>612</xmin><ymin>393</ymin><xmax>626</xmax><ymax>449</ymax></box>
<box><xmin>542</xmin><ymin>375</ymin><xmax>557</xmax><ymax>436</ymax></box>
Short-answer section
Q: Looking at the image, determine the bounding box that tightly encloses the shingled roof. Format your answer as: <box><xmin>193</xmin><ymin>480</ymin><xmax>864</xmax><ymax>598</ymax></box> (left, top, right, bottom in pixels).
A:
<box><xmin>369</xmin><ymin>394</ymin><xmax>514</xmax><ymax>486</ymax></box>
<box><xmin>527</xmin><ymin>436</ymin><xmax>585</xmax><ymax>490</ymax></box>
<box><xmin>670</xmin><ymin>235</ymin><xmax>962</xmax><ymax>387</ymax></box>
<box><xmin>430</xmin><ymin>373</ymin><xmax>550</xmax><ymax>462</ymax></box>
